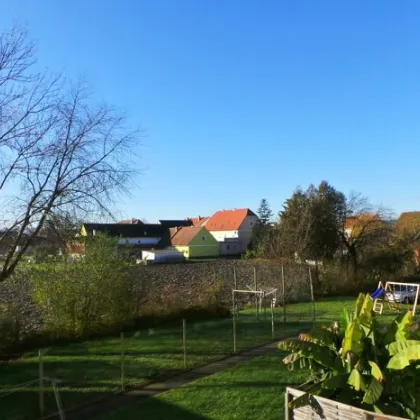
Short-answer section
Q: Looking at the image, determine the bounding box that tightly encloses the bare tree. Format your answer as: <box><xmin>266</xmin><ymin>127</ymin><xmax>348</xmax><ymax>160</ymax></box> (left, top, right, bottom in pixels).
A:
<box><xmin>0</xmin><ymin>25</ymin><xmax>139</xmax><ymax>281</ymax></box>
<box><xmin>335</xmin><ymin>192</ymin><xmax>393</xmax><ymax>281</ymax></box>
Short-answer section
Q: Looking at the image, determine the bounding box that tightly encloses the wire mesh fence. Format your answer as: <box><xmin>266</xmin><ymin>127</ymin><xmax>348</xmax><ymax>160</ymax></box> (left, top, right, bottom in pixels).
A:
<box><xmin>0</xmin><ymin>263</ymin><xmax>327</xmax><ymax>419</ymax></box>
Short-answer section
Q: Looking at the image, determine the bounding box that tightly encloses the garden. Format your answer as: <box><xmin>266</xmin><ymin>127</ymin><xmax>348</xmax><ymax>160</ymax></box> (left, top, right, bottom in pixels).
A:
<box><xmin>1</xmin><ymin>295</ymin><xmax>418</xmax><ymax>420</ymax></box>
<box><xmin>103</xmin><ymin>294</ymin><xmax>420</xmax><ymax>420</ymax></box>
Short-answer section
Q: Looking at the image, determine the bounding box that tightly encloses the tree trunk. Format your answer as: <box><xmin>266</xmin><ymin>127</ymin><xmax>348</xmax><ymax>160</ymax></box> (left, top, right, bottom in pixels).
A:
<box><xmin>348</xmin><ymin>246</ymin><xmax>359</xmax><ymax>286</ymax></box>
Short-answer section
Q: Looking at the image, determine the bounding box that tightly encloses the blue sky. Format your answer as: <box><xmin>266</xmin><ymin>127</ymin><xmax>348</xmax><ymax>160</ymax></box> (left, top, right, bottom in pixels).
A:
<box><xmin>2</xmin><ymin>1</ymin><xmax>420</xmax><ymax>221</ymax></box>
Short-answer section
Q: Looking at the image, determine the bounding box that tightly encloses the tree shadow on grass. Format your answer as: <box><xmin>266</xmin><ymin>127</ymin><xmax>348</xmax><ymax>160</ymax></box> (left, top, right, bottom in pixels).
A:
<box><xmin>0</xmin><ymin>387</ymin><xmax>211</xmax><ymax>420</ymax></box>
<box><xmin>98</xmin><ymin>396</ymin><xmax>211</xmax><ymax>420</ymax></box>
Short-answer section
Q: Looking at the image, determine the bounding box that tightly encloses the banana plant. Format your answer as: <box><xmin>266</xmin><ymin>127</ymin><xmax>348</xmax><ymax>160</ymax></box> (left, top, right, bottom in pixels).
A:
<box><xmin>279</xmin><ymin>293</ymin><xmax>420</xmax><ymax>419</ymax></box>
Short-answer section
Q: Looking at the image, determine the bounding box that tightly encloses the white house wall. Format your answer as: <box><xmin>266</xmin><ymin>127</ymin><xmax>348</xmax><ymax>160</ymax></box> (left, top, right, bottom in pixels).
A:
<box><xmin>209</xmin><ymin>215</ymin><xmax>259</xmax><ymax>255</ymax></box>
<box><xmin>210</xmin><ymin>230</ymin><xmax>239</xmax><ymax>241</ymax></box>
<box><xmin>237</xmin><ymin>215</ymin><xmax>259</xmax><ymax>253</ymax></box>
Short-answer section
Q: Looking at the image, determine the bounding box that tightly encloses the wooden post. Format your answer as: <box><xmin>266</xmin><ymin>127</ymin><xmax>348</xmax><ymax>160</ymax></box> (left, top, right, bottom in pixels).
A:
<box><xmin>232</xmin><ymin>290</ymin><xmax>237</xmax><ymax>353</ymax></box>
<box><xmin>282</xmin><ymin>265</ymin><xmax>286</xmax><ymax>323</ymax></box>
<box><xmin>413</xmin><ymin>285</ymin><xmax>419</xmax><ymax>316</ymax></box>
<box><xmin>271</xmin><ymin>301</ymin><xmax>275</xmax><ymax>339</ymax></box>
<box><xmin>264</xmin><ymin>297</ymin><xmax>267</xmax><ymax>321</ymax></box>
<box><xmin>120</xmin><ymin>332</ymin><xmax>125</xmax><ymax>392</ymax></box>
<box><xmin>183</xmin><ymin>319</ymin><xmax>187</xmax><ymax>369</ymax></box>
<box><xmin>39</xmin><ymin>349</ymin><xmax>44</xmax><ymax>417</ymax></box>
<box><xmin>308</xmin><ymin>267</ymin><xmax>315</xmax><ymax>325</ymax></box>
<box><xmin>254</xmin><ymin>266</ymin><xmax>258</xmax><ymax>319</ymax></box>
<box><xmin>233</xmin><ymin>266</ymin><xmax>238</xmax><ymax>318</ymax></box>
<box><xmin>284</xmin><ymin>388</ymin><xmax>293</xmax><ymax>420</ymax></box>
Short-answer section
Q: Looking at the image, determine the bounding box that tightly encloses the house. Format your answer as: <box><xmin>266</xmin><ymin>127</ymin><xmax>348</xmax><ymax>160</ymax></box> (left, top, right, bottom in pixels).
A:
<box><xmin>396</xmin><ymin>212</ymin><xmax>420</xmax><ymax>235</ymax></box>
<box><xmin>186</xmin><ymin>216</ymin><xmax>209</xmax><ymax>227</ymax></box>
<box><xmin>396</xmin><ymin>211</ymin><xmax>420</xmax><ymax>265</ymax></box>
<box><xmin>344</xmin><ymin>214</ymin><xmax>383</xmax><ymax>239</ymax></box>
<box><xmin>169</xmin><ymin>226</ymin><xmax>219</xmax><ymax>259</ymax></box>
<box><xmin>117</xmin><ymin>218</ymin><xmax>142</xmax><ymax>224</ymax></box>
<box><xmin>204</xmin><ymin>208</ymin><xmax>259</xmax><ymax>255</ymax></box>
<box><xmin>159</xmin><ymin>220</ymin><xmax>193</xmax><ymax>228</ymax></box>
<box><xmin>80</xmin><ymin>223</ymin><xmax>170</xmax><ymax>249</ymax></box>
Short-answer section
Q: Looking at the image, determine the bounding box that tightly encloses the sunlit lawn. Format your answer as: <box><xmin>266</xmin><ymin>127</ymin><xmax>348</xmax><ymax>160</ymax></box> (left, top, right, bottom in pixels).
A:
<box><xmin>103</xmin><ymin>351</ymin><xmax>308</xmax><ymax>420</ymax></box>
<box><xmin>0</xmin><ymin>296</ymin><xmax>411</xmax><ymax>419</ymax></box>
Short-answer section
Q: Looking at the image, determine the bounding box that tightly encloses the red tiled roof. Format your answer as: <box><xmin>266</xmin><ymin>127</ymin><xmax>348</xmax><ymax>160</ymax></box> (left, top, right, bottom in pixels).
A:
<box><xmin>396</xmin><ymin>212</ymin><xmax>420</xmax><ymax>233</ymax></box>
<box><xmin>344</xmin><ymin>214</ymin><xmax>379</xmax><ymax>230</ymax></box>
<box><xmin>205</xmin><ymin>208</ymin><xmax>257</xmax><ymax>232</ymax></box>
<box><xmin>187</xmin><ymin>216</ymin><xmax>209</xmax><ymax>227</ymax></box>
<box><xmin>117</xmin><ymin>218</ymin><xmax>143</xmax><ymax>225</ymax></box>
<box><xmin>170</xmin><ymin>226</ymin><xmax>203</xmax><ymax>246</ymax></box>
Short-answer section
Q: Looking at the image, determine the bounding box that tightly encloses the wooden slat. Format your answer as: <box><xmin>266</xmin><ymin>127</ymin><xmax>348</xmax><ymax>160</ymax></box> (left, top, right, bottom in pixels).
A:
<box><xmin>286</xmin><ymin>388</ymin><xmax>409</xmax><ymax>420</ymax></box>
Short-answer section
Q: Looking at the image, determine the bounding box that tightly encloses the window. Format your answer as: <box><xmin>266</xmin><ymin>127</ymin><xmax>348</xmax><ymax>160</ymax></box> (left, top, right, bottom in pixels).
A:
<box><xmin>201</xmin><ymin>236</ymin><xmax>206</xmax><ymax>241</ymax></box>
<box><xmin>250</xmin><ymin>222</ymin><xmax>253</xmax><ymax>226</ymax></box>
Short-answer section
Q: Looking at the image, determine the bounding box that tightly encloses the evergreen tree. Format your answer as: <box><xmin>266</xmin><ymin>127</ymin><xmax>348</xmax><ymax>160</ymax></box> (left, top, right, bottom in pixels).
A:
<box><xmin>257</xmin><ymin>198</ymin><xmax>273</xmax><ymax>225</ymax></box>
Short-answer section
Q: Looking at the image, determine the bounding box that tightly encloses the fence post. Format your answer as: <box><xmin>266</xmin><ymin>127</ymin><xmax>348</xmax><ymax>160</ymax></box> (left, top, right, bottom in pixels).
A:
<box><xmin>254</xmin><ymin>266</ymin><xmax>258</xmax><ymax>320</ymax></box>
<box><xmin>271</xmin><ymin>301</ymin><xmax>275</xmax><ymax>339</ymax></box>
<box><xmin>232</xmin><ymin>290</ymin><xmax>237</xmax><ymax>353</ymax></box>
<box><xmin>282</xmin><ymin>265</ymin><xmax>286</xmax><ymax>323</ymax></box>
<box><xmin>39</xmin><ymin>349</ymin><xmax>44</xmax><ymax>417</ymax></box>
<box><xmin>182</xmin><ymin>319</ymin><xmax>187</xmax><ymax>369</ymax></box>
<box><xmin>120</xmin><ymin>332</ymin><xmax>125</xmax><ymax>392</ymax></box>
<box><xmin>233</xmin><ymin>266</ymin><xmax>238</xmax><ymax>318</ymax></box>
<box><xmin>308</xmin><ymin>267</ymin><xmax>315</xmax><ymax>325</ymax></box>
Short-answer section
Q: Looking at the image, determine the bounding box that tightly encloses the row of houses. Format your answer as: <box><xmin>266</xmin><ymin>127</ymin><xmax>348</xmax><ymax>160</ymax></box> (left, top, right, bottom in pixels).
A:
<box><xmin>80</xmin><ymin>208</ymin><xmax>260</xmax><ymax>260</ymax></box>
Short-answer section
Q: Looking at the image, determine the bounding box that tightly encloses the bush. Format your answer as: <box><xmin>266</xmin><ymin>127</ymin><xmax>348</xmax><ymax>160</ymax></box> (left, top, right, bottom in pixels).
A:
<box><xmin>279</xmin><ymin>294</ymin><xmax>420</xmax><ymax>419</ymax></box>
<box><xmin>0</xmin><ymin>304</ymin><xmax>20</xmax><ymax>357</ymax></box>
<box><xmin>28</xmin><ymin>235</ymin><xmax>134</xmax><ymax>338</ymax></box>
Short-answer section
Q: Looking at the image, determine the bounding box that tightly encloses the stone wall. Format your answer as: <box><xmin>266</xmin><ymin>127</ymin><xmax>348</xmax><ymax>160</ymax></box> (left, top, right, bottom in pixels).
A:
<box><xmin>128</xmin><ymin>259</ymin><xmax>312</xmax><ymax>314</ymax></box>
<box><xmin>0</xmin><ymin>259</ymin><xmax>313</xmax><ymax>338</ymax></box>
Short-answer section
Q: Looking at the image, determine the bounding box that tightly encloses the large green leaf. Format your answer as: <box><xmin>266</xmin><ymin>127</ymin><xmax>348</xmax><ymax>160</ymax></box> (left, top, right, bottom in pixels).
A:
<box><xmin>279</xmin><ymin>339</ymin><xmax>335</xmax><ymax>367</ymax></box>
<box><xmin>342</xmin><ymin>320</ymin><xmax>364</xmax><ymax>358</ymax></box>
<box><xmin>283</xmin><ymin>352</ymin><xmax>301</xmax><ymax>365</ymax></box>
<box><xmin>384</xmin><ymin>311</ymin><xmax>413</xmax><ymax>344</ymax></box>
<box><xmin>340</xmin><ymin>308</ymin><xmax>351</xmax><ymax>332</ymax></box>
<box><xmin>387</xmin><ymin>340</ymin><xmax>420</xmax><ymax>356</ymax></box>
<box><xmin>359</xmin><ymin>295</ymin><xmax>374</xmax><ymax>334</ymax></box>
<box><xmin>332</xmin><ymin>356</ymin><xmax>346</xmax><ymax>374</ymax></box>
<box><xmin>395</xmin><ymin>311</ymin><xmax>413</xmax><ymax>342</ymax></box>
<box><xmin>278</xmin><ymin>339</ymin><xmax>296</xmax><ymax>351</ymax></box>
<box><xmin>363</xmin><ymin>377</ymin><xmax>384</xmax><ymax>404</ymax></box>
<box><xmin>354</xmin><ymin>293</ymin><xmax>365</xmax><ymax>317</ymax></box>
<box><xmin>360</xmin><ymin>294</ymin><xmax>374</xmax><ymax>318</ymax></box>
<box><xmin>388</xmin><ymin>345</ymin><xmax>420</xmax><ymax>370</ymax></box>
<box><xmin>368</xmin><ymin>361</ymin><xmax>383</xmax><ymax>382</ymax></box>
<box><xmin>306</xmin><ymin>326</ymin><xmax>335</xmax><ymax>348</ymax></box>
<box><xmin>348</xmin><ymin>368</ymin><xmax>366</xmax><ymax>391</ymax></box>
<box><xmin>321</xmin><ymin>373</ymin><xmax>349</xmax><ymax>390</ymax></box>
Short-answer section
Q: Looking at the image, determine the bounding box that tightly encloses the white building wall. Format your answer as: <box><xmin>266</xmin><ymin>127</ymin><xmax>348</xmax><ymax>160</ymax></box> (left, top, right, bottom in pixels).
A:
<box><xmin>237</xmin><ymin>215</ymin><xmax>259</xmax><ymax>253</ymax></box>
<box><xmin>210</xmin><ymin>215</ymin><xmax>259</xmax><ymax>255</ymax></box>
<box><xmin>210</xmin><ymin>230</ymin><xmax>239</xmax><ymax>241</ymax></box>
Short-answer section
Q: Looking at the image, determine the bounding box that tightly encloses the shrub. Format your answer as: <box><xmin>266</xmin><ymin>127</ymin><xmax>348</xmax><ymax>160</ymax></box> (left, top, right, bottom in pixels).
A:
<box><xmin>0</xmin><ymin>304</ymin><xmax>20</xmax><ymax>357</ymax></box>
<box><xmin>279</xmin><ymin>293</ymin><xmax>420</xmax><ymax>419</ymax></box>
<box><xmin>28</xmin><ymin>234</ymin><xmax>134</xmax><ymax>338</ymax></box>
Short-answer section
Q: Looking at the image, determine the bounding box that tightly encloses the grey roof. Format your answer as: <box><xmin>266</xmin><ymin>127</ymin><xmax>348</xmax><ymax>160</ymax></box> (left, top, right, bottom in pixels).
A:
<box><xmin>159</xmin><ymin>220</ymin><xmax>193</xmax><ymax>228</ymax></box>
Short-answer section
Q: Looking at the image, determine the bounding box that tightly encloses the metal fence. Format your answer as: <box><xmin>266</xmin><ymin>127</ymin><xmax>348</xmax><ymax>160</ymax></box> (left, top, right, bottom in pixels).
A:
<box><xmin>0</xmin><ymin>299</ymin><xmax>318</xmax><ymax>420</ymax></box>
<box><xmin>0</xmin><ymin>262</ymin><xmax>323</xmax><ymax>419</ymax></box>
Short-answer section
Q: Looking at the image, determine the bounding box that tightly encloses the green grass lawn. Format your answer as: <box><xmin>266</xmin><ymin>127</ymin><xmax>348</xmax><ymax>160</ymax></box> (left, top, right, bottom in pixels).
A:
<box><xmin>103</xmin><ymin>351</ymin><xmax>309</xmax><ymax>420</ymax></box>
<box><xmin>0</xmin><ymin>296</ymin><xmax>411</xmax><ymax>419</ymax></box>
